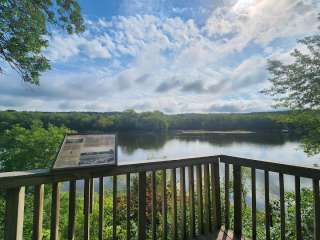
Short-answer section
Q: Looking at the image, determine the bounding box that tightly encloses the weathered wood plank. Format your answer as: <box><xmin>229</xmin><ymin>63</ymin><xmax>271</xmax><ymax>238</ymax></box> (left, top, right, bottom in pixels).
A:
<box><xmin>84</xmin><ymin>179</ymin><xmax>90</xmax><ymax>240</ymax></box>
<box><xmin>90</xmin><ymin>178</ymin><xmax>94</xmax><ymax>213</ymax></box>
<box><xmin>126</xmin><ymin>173</ymin><xmax>131</xmax><ymax>240</ymax></box>
<box><xmin>233</xmin><ymin>164</ymin><xmax>242</xmax><ymax>238</ymax></box>
<box><xmin>5</xmin><ymin>187</ymin><xmax>25</xmax><ymax>240</ymax></box>
<box><xmin>251</xmin><ymin>168</ymin><xmax>257</xmax><ymax>240</ymax></box>
<box><xmin>313</xmin><ymin>178</ymin><xmax>320</xmax><ymax>240</ymax></box>
<box><xmin>295</xmin><ymin>176</ymin><xmax>302</xmax><ymax>240</ymax></box>
<box><xmin>68</xmin><ymin>181</ymin><xmax>76</xmax><ymax>240</ymax></box>
<box><xmin>33</xmin><ymin>184</ymin><xmax>44</xmax><ymax>240</ymax></box>
<box><xmin>279</xmin><ymin>173</ymin><xmax>285</xmax><ymax>240</ymax></box>
<box><xmin>51</xmin><ymin>183</ymin><xmax>60</xmax><ymax>240</ymax></box>
<box><xmin>138</xmin><ymin>171</ymin><xmax>147</xmax><ymax>240</ymax></box>
<box><xmin>113</xmin><ymin>175</ymin><xmax>117</xmax><ymax>240</ymax></box>
<box><xmin>189</xmin><ymin>165</ymin><xmax>196</xmax><ymax>238</ymax></box>
<box><xmin>0</xmin><ymin>156</ymin><xmax>220</xmax><ymax>189</ymax></box>
<box><xmin>197</xmin><ymin>164</ymin><xmax>204</xmax><ymax>234</ymax></box>
<box><xmin>171</xmin><ymin>168</ymin><xmax>177</xmax><ymax>240</ymax></box>
<box><xmin>224</xmin><ymin>164</ymin><xmax>230</xmax><ymax>230</ymax></box>
<box><xmin>162</xmin><ymin>169</ymin><xmax>167</xmax><ymax>240</ymax></box>
<box><xmin>212</xmin><ymin>161</ymin><xmax>221</xmax><ymax>230</ymax></box>
<box><xmin>180</xmin><ymin>167</ymin><xmax>186</xmax><ymax>239</ymax></box>
<box><xmin>99</xmin><ymin>177</ymin><xmax>104</xmax><ymax>240</ymax></box>
<box><xmin>220</xmin><ymin>155</ymin><xmax>320</xmax><ymax>179</ymax></box>
<box><xmin>204</xmin><ymin>163</ymin><xmax>211</xmax><ymax>234</ymax></box>
<box><xmin>265</xmin><ymin>171</ymin><xmax>270</xmax><ymax>240</ymax></box>
<box><xmin>151</xmin><ymin>171</ymin><xmax>157</xmax><ymax>240</ymax></box>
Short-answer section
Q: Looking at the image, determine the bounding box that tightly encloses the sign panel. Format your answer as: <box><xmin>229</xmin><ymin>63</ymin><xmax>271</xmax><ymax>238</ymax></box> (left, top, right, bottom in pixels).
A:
<box><xmin>52</xmin><ymin>134</ymin><xmax>117</xmax><ymax>170</ymax></box>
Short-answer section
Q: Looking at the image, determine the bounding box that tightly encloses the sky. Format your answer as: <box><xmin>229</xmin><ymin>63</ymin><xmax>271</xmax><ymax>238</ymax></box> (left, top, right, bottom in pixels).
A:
<box><xmin>0</xmin><ymin>0</ymin><xmax>319</xmax><ymax>113</ymax></box>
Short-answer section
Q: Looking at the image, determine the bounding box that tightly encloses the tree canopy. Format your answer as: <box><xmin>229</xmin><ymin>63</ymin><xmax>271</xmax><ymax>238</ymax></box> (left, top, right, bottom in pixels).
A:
<box><xmin>0</xmin><ymin>0</ymin><xmax>84</xmax><ymax>84</ymax></box>
<box><xmin>263</xmin><ymin>15</ymin><xmax>320</xmax><ymax>110</ymax></box>
<box><xmin>263</xmin><ymin>14</ymin><xmax>320</xmax><ymax>155</ymax></box>
<box><xmin>0</xmin><ymin>121</ymin><xmax>69</xmax><ymax>171</ymax></box>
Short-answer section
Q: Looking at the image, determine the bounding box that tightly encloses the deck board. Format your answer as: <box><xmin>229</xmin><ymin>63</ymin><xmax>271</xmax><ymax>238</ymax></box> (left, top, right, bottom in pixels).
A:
<box><xmin>193</xmin><ymin>229</ymin><xmax>246</xmax><ymax>240</ymax></box>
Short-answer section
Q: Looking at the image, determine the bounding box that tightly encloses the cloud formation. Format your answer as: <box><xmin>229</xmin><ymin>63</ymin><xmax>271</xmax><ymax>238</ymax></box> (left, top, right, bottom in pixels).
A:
<box><xmin>1</xmin><ymin>0</ymin><xmax>319</xmax><ymax>113</ymax></box>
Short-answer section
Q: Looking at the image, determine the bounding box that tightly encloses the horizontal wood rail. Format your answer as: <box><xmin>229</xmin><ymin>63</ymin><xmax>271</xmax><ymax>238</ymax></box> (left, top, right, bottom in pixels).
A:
<box><xmin>219</xmin><ymin>155</ymin><xmax>320</xmax><ymax>240</ymax></box>
<box><xmin>1</xmin><ymin>155</ymin><xmax>320</xmax><ymax>239</ymax></box>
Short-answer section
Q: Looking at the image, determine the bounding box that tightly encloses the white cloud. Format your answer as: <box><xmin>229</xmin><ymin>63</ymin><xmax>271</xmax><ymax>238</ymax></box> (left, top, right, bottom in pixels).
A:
<box><xmin>2</xmin><ymin>0</ymin><xmax>319</xmax><ymax>113</ymax></box>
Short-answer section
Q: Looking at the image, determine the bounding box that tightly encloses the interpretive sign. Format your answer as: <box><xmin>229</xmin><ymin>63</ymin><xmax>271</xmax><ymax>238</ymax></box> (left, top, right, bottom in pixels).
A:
<box><xmin>52</xmin><ymin>134</ymin><xmax>117</xmax><ymax>170</ymax></box>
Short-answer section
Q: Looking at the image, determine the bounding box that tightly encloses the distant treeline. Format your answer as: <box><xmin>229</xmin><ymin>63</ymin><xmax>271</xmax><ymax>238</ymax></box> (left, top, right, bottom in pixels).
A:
<box><xmin>0</xmin><ymin>109</ymin><xmax>293</xmax><ymax>133</ymax></box>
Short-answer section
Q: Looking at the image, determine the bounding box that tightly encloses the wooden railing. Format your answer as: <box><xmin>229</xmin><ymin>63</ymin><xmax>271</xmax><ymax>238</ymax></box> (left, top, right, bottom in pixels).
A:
<box><xmin>0</xmin><ymin>155</ymin><xmax>319</xmax><ymax>240</ymax></box>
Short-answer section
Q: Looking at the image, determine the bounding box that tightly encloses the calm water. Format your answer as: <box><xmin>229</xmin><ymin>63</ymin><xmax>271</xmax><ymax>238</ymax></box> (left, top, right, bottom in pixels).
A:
<box><xmin>117</xmin><ymin>131</ymin><xmax>319</xmax><ymax>208</ymax></box>
<box><xmin>117</xmin><ymin>131</ymin><xmax>319</xmax><ymax>167</ymax></box>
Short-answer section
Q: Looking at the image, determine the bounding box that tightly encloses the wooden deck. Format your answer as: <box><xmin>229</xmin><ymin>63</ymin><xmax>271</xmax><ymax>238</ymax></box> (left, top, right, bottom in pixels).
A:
<box><xmin>194</xmin><ymin>227</ymin><xmax>248</xmax><ymax>240</ymax></box>
<box><xmin>1</xmin><ymin>154</ymin><xmax>320</xmax><ymax>240</ymax></box>
<box><xmin>194</xmin><ymin>229</ymin><xmax>246</xmax><ymax>240</ymax></box>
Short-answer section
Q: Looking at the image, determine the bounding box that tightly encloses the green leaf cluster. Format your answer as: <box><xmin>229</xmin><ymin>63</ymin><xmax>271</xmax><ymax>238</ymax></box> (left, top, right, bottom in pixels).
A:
<box><xmin>0</xmin><ymin>0</ymin><xmax>84</xmax><ymax>84</ymax></box>
<box><xmin>0</xmin><ymin>120</ymin><xmax>70</xmax><ymax>171</ymax></box>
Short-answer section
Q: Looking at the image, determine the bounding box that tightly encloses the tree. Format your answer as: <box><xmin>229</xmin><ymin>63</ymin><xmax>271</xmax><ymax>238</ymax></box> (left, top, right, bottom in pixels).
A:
<box><xmin>0</xmin><ymin>121</ymin><xmax>70</xmax><ymax>171</ymax></box>
<box><xmin>263</xmin><ymin>35</ymin><xmax>320</xmax><ymax>109</ymax></box>
<box><xmin>263</xmin><ymin>14</ymin><xmax>320</xmax><ymax>155</ymax></box>
<box><xmin>0</xmin><ymin>0</ymin><xmax>84</xmax><ymax>84</ymax></box>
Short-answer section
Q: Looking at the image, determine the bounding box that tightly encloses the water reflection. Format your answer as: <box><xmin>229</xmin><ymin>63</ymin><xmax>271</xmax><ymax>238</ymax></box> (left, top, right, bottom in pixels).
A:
<box><xmin>117</xmin><ymin>131</ymin><xmax>319</xmax><ymax>209</ymax></box>
<box><xmin>117</xmin><ymin>132</ymin><xmax>319</xmax><ymax>167</ymax></box>
<box><xmin>61</xmin><ymin>132</ymin><xmax>319</xmax><ymax>210</ymax></box>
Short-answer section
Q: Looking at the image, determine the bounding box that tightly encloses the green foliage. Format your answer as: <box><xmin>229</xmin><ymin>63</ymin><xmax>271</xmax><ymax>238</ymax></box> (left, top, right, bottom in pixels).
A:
<box><xmin>263</xmin><ymin>16</ymin><xmax>320</xmax><ymax>155</ymax></box>
<box><xmin>270</xmin><ymin>188</ymin><xmax>314</xmax><ymax>240</ymax></box>
<box><xmin>0</xmin><ymin>121</ymin><xmax>69</xmax><ymax>171</ymax></box>
<box><xmin>0</xmin><ymin>0</ymin><xmax>84</xmax><ymax>84</ymax></box>
<box><xmin>0</xmin><ymin>110</ymin><xmax>290</xmax><ymax>134</ymax></box>
<box><xmin>263</xmin><ymin>34</ymin><xmax>320</xmax><ymax>110</ymax></box>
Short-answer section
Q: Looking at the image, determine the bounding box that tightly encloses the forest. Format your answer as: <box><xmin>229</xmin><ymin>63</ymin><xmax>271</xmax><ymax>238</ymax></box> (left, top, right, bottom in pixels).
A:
<box><xmin>0</xmin><ymin>109</ymin><xmax>293</xmax><ymax>133</ymax></box>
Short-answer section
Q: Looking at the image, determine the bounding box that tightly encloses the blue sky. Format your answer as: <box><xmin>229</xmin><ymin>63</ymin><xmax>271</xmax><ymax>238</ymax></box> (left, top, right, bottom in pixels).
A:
<box><xmin>0</xmin><ymin>0</ymin><xmax>319</xmax><ymax>113</ymax></box>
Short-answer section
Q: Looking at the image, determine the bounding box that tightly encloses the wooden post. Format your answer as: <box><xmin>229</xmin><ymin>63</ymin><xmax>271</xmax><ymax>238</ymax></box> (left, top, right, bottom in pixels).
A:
<box><xmin>162</xmin><ymin>170</ymin><xmax>167</xmax><ymax>240</ymax></box>
<box><xmin>313</xmin><ymin>178</ymin><xmax>320</xmax><ymax>240</ymax></box>
<box><xmin>68</xmin><ymin>181</ymin><xmax>76</xmax><ymax>240</ymax></box>
<box><xmin>188</xmin><ymin>166</ymin><xmax>195</xmax><ymax>238</ymax></box>
<box><xmin>5</xmin><ymin>187</ymin><xmax>25</xmax><ymax>240</ymax></box>
<box><xmin>51</xmin><ymin>182</ymin><xmax>60</xmax><ymax>240</ymax></box>
<box><xmin>113</xmin><ymin>175</ymin><xmax>117</xmax><ymax>240</ymax></box>
<box><xmin>171</xmin><ymin>168</ymin><xmax>177</xmax><ymax>240</ymax></box>
<box><xmin>224</xmin><ymin>164</ymin><xmax>230</xmax><ymax>230</ymax></box>
<box><xmin>265</xmin><ymin>171</ymin><xmax>270</xmax><ymax>240</ymax></box>
<box><xmin>84</xmin><ymin>179</ymin><xmax>90</xmax><ymax>240</ymax></box>
<box><xmin>126</xmin><ymin>173</ymin><xmax>131</xmax><ymax>240</ymax></box>
<box><xmin>204</xmin><ymin>163</ymin><xmax>210</xmax><ymax>234</ymax></box>
<box><xmin>99</xmin><ymin>177</ymin><xmax>104</xmax><ymax>240</ymax></box>
<box><xmin>33</xmin><ymin>184</ymin><xmax>44</xmax><ymax>240</ymax></box>
<box><xmin>233</xmin><ymin>165</ymin><xmax>242</xmax><ymax>238</ymax></box>
<box><xmin>211</xmin><ymin>161</ymin><xmax>221</xmax><ymax>230</ymax></box>
<box><xmin>151</xmin><ymin>171</ymin><xmax>157</xmax><ymax>240</ymax></box>
<box><xmin>279</xmin><ymin>173</ymin><xmax>285</xmax><ymax>240</ymax></box>
<box><xmin>196</xmin><ymin>165</ymin><xmax>204</xmax><ymax>234</ymax></box>
<box><xmin>90</xmin><ymin>178</ymin><xmax>94</xmax><ymax>213</ymax></box>
<box><xmin>138</xmin><ymin>171</ymin><xmax>147</xmax><ymax>240</ymax></box>
<box><xmin>180</xmin><ymin>167</ymin><xmax>186</xmax><ymax>240</ymax></box>
<box><xmin>295</xmin><ymin>176</ymin><xmax>302</xmax><ymax>240</ymax></box>
<box><xmin>252</xmin><ymin>168</ymin><xmax>257</xmax><ymax>240</ymax></box>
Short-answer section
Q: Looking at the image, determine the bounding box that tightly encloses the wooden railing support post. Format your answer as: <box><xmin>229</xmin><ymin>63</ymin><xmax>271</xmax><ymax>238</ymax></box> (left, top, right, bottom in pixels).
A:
<box><xmin>162</xmin><ymin>169</ymin><xmax>168</xmax><ymax>240</ymax></box>
<box><xmin>233</xmin><ymin>164</ymin><xmax>242</xmax><ymax>239</ymax></box>
<box><xmin>313</xmin><ymin>179</ymin><xmax>320</xmax><ymax>240</ymax></box>
<box><xmin>211</xmin><ymin>160</ymin><xmax>221</xmax><ymax>230</ymax></box>
<box><xmin>196</xmin><ymin>165</ymin><xmax>204</xmax><ymax>234</ymax></box>
<box><xmin>33</xmin><ymin>184</ymin><xmax>44</xmax><ymax>240</ymax></box>
<box><xmin>50</xmin><ymin>182</ymin><xmax>60</xmax><ymax>240</ymax></box>
<box><xmin>5</xmin><ymin>187</ymin><xmax>25</xmax><ymax>240</ymax></box>
<box><xmin>138</xmin><ymin>171</ymin><xmax>147</xmax><ymax>240</ymax></box>
<box><xmin>68</xmin><ymin>181</ymin><xmax>76</xmax><ymax>240</ymax></box>
<box><xmin>84</xmin><ymin>179</ymin><xmax>90</xmax><ymax>240</ymax></box>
